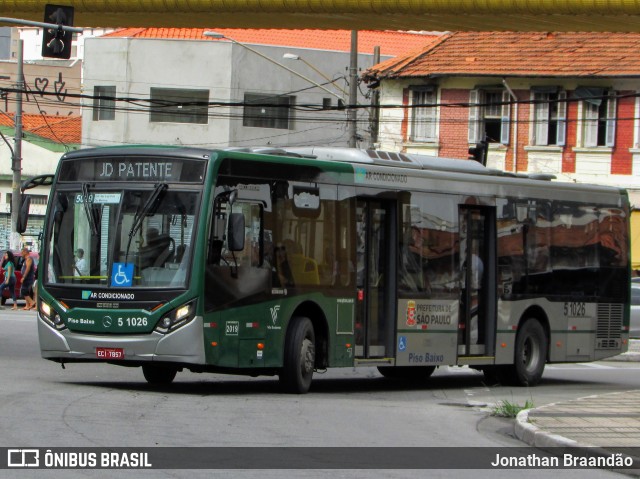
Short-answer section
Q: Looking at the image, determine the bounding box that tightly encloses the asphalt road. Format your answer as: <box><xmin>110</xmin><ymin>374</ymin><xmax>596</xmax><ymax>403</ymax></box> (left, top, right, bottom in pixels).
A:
<box><xmin>1</xmin><ymin>308</ymin><xmax>637</xmax><ymax>479</ymax></box>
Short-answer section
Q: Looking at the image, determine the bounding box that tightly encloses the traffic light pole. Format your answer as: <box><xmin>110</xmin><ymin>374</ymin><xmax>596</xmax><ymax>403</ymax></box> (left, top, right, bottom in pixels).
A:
<box><xmin>10</xmin><ymin>39</ymin><xmax>23</xmax><ymax>250</ymax></box>
<box><xmin>2</xmin><ymin>14</ymin><xmax>82</xmax><ymax>249</ymax></box>
<box><xmin>0</xmin><ymin>17</ymin><xmax>83</xmax><ymax>34</ymax></box>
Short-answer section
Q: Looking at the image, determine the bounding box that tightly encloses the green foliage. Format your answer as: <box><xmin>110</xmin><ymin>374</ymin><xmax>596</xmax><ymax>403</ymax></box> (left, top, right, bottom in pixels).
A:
<box><xmin>491</xmin><ymin>399</ymin><xmax>535</xmax><ymax>418</ymax></box>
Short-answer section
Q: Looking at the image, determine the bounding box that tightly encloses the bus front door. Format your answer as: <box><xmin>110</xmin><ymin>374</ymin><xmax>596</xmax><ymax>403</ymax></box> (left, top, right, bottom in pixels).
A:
<box><xmin>458</xmin><ymin>206</ymin><xmax>496</xmax><ymax>357</ymax></box>
<box><xmin>355</xmin><ymin>199</ymin><xmax>396</xmax><ymax>359</ymax></box>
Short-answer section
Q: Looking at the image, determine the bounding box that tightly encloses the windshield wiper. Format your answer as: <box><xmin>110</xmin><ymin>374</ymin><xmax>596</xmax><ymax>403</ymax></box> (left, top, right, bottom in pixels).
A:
<box><xmin>124</xmin><ymin>183</ymin><xmax>168</xmax><ymax>262</ymax></box>
<box><xmin>82</xmin><ymin>183</ymin><xmax>99</xmax><ymax>236</ymax></box>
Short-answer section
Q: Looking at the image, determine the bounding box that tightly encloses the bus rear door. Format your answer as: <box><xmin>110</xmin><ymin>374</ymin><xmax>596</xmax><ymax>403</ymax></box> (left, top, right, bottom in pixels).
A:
<box><xmin>354</xmin><ymin>199</ymin><xmax>396</xmax><ymax>360</ymax></box>
<box><xmin>458</xmin><ymin>205</ymin><xmax>496</xmax><ymax>357</ymax></box>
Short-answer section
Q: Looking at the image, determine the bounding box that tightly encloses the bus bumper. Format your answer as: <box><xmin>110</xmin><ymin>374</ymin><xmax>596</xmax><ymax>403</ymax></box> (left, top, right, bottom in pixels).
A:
<box><xmin>37</xmin><ymin>314</ymin><xmax>206</xmax><ymax>365</ymax></box>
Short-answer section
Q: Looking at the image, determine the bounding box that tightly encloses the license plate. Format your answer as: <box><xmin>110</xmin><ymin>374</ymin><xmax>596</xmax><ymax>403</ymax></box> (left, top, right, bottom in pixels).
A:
<box><xmin>96</xmin><ymin>347</ymin><xmax>125</xmax><ymax>360</ymax></box>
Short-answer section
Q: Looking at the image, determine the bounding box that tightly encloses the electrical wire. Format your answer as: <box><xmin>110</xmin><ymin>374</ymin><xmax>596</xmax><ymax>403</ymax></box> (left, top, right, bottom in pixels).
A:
<box><xmin>23</xmin><ymin>83</ymin><xmax>71</xmax><ymax>151</ymax></box>
<box><xmin>3</xmin><ymin>83</ymin><xmax>640</xmax><ymax>153</ymax></box>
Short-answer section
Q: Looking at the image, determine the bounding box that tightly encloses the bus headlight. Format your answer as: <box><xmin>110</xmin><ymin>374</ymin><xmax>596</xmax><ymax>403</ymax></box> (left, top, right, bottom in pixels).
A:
<box><xmin>39</xmin><ymin>301</ymin><xmax>67</xmax><ymax>331</ymax></box>
<box><xmin>154</xmin><ymin>300</ymin><xmax>197</xmax><ymax>334</ymax></box>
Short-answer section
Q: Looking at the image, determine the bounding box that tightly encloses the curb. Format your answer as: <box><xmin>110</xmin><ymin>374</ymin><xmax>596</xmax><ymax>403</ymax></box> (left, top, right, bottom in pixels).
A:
<box><xmin>515</xmin><ymin>408</ymin><xmax>579</xmax><ymax>448</ymax></box>
<box><xmin>515</xmin><ymin>406</ymin><xmax>640</xmax><ymax>470</ymax></box>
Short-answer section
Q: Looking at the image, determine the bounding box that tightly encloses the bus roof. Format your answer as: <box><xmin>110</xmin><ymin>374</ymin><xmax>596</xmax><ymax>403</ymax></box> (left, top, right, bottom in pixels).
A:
<box><xmin>228</xmin><ymin>146</ymin><xmax>558</xmax><ymax>181</ymax></box>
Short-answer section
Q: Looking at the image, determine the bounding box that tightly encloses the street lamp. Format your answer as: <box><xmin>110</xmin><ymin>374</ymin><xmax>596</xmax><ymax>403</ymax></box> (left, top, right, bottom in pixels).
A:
<box><xmin>282</xmin><ymin>53</ymin><xmax>348</xmax><ymax>98</ymax></box>
<box><xmin>203</xmin><ymin>31</ymin><xmax>344</xmax><ymax>101</ymax></box>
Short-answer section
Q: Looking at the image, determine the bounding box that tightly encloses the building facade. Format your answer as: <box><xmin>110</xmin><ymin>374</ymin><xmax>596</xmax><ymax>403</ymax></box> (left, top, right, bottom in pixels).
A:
<box><xmin>363</xmin><ymin>31</ymin><xmax>640</xmax><ymax>206</ymax></box>
<box><xmin>81</xmin><ymin>29</ymin><xmax>437</xmax><ymax>149</ymax></box>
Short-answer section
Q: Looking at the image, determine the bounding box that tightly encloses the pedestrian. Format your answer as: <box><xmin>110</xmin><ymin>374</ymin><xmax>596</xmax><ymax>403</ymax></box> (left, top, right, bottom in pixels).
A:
<box><xmin>20</xmin><ymin>247</ymin><xmax>36</xmax><ymax>310</ymax></box>
<box><xmin>0</xmin><ymin>250</ymin><xmax>17</xmax><ymax>309</ymax></box>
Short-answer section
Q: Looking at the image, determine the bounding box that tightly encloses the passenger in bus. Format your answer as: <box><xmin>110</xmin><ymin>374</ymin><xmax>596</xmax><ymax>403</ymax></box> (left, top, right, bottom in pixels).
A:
<box><xmin>272</xmin><ymin>243</ymin><xmax>294</xmax><ymax>287</ymax></box>
<box><xmin>74</xmin><ymin>248</ymin><xmax>88</xmax><ymax>277</ymax></box>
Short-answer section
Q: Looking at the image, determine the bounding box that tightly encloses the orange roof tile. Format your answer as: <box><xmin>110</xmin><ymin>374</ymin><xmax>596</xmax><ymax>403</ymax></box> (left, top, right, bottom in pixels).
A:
<box><xmin>29</xmin><ymin>115</ymin><xmax>81</xmax><ymax>144</ymax></box>
<box><xmin>364</xmin><ymin>31</ymin><xmax>640</xmax><ymax>79</ymax></box>
<box><xmin>0</xmin><ymin>113</ymin><xmax>81</xmax><ymax>144</ymax></box>
<box><xmin>104</xmin><ymin>28</ymin><xmax>440</xmax><ymax>57</ymax></box>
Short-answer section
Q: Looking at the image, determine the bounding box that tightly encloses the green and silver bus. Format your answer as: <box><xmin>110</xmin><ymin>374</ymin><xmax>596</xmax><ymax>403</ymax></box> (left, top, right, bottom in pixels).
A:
<box><xmin>25</xmin><ymin>146</ymin><xmax>631</xmax><ymax>393</ymax></box>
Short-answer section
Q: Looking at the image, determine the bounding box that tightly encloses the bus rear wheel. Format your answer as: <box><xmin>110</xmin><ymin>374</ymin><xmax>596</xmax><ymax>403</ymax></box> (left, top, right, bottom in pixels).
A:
<box><xmin>377</xmin><ymin>366</ymin><xmax>436</xmax><ymax>380</ymax></box>
<box><xmin>505</xmin><ymin>319</ymin><xmax>547</xmax><ymax>386</ymax></box>
<box><xmin>280</xmin><ymin>316</ymin><xmax>315</xmax><ymax>394</ymax></box>
<box><xmin>142</xmin><ymin>364</ymin><xmax>178</xmax><ymax>385</ymax></box>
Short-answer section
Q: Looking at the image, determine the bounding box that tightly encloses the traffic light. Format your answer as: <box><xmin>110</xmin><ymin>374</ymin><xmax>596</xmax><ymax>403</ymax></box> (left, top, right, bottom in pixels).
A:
<box><xmin>41</xmin><ymin>4</ymin><xmax>75</xmax><ymax>59</ymax></box>
<box><xmin>468</xmin><ymin>140</ymin><xmax>488</xmax><ymax>166</ymax></box>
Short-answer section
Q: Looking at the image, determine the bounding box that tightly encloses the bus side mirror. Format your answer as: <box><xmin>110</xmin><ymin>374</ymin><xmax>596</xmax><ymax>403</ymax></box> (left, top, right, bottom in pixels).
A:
<box><xmin>16</xmin><ymin>194</ymin><xmax>31</xmax><ymax>234</ymax></box>
<box><xmin>227</xmin><ymin>213</ymin><xmax>245</xmax><ymax>251</ymax></box>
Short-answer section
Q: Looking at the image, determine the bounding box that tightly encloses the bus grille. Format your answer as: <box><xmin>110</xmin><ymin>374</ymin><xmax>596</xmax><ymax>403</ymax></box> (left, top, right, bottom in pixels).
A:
<box><xmin>596</xmin><ymin>303</ymin><xmax>623</xmax><ymax>349</ymax></box>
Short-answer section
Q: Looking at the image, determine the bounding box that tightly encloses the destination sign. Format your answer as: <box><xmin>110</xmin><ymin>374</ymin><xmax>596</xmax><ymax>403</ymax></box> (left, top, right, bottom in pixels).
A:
<box><xmin>58</xmin><ymin>157</ymin><xmax>207</xmax><ymax>183</ymax></box>
<box><xmin>98</xmin><ymin>161</ymin><xmax>174</xmax><ymax>180</ymax></box>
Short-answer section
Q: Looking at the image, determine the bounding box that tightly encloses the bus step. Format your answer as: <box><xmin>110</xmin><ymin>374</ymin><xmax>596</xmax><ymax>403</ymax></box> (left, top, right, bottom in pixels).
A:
<box><xmin>354</xmin><ymin>358</ymin><xmax>394</xmax><ymax>367</ymax></box>
<box><xmin>456</xmin><ymin>356</ymin><xmax>495</xmax><ymax>365</ymax></box>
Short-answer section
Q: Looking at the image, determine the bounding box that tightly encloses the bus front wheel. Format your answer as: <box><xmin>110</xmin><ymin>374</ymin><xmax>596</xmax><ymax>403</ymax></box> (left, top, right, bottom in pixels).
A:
<box><xmin>280</xmin><ymin>316</ymin><xmax>315</xmax><ymax>394</ymax></box>
<box><xmin>142</xmin><ymin>364</ymin><xmax>178</xmax><ymax>385</ymax></box>
<box><xmin>506</xmin><ymin>319</ymin><xmax>547</xmax><ymax>386</ymax></box>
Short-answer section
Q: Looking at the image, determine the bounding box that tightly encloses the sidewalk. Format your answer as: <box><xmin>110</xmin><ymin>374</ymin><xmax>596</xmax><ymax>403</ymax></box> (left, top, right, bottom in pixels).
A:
<box><xmin>515</xmin><ymin>340</ymin><xmax>640</xmax><ymax>462</ymax></box>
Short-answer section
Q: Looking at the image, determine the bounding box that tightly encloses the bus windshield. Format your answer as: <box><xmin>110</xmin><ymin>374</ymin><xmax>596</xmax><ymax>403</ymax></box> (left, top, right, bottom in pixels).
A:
<box><xmin>46</xmin><ymin>186</ymin><xmax>199</xmax><ymax>288</ymax></box>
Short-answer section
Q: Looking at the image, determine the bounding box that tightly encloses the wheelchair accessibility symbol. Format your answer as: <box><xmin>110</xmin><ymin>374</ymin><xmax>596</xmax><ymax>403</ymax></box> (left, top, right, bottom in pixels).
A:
<box><xmin>111</xmin><ymin>263</ymin><xmax>134</xmax><ymax>287</ymax></box>
<box><xmin>398</xmin><ymin>336</ymin><xmax>407</xmax><ymax>352</ymax></box>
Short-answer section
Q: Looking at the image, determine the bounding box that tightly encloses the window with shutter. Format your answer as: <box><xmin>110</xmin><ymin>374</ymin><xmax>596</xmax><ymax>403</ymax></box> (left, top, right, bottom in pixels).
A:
<box><xmin>468</xmin><ymin>88</ymin><xmax>511</xmax><ymax>144</ymax></box>
<box><xmin>468</xmin><ymin>89</ymin><xmax>480</xmax><ymax>144</ymax></box>
<box><xmin>533</xmin><ymin>92</ymin><xmax>550</xmax><ymax>146</ymax></box>
<box><xmin>532</xmin><ymin>90</ymin><xmax>566</xmax><ymax>146</ymax></box>
<box><xmin>500</xmin><ymin>90</ymin><xmax>510</xmax><ymax>145</ymax></box>
<box><xmin>556</xmin><ymin>91</ymin><xmax>567</xmax><ymax>146</ymax></box>
<box><xmin>580</xmin><ymin>89</ymin><xmax>615</xmax><ymax>147</ymax></box>
<box><xmin>411</xmin><ymin>90</ymin><xmax>437</xmax><ymax>142</ymax></box>
<box><xmin>605</xmin><ymin>91</ymin><xmax>617</xmax><ymax>147</ymax></box>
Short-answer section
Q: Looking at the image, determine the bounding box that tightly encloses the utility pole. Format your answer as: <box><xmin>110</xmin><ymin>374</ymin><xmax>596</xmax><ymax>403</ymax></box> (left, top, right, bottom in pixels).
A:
<box><xmin>369</xmin><ymin>45</ymin><xmax>380</xmax><ymax>149</ymax></box>
<box><xmin>1</xmin><ymin>15</ymin><xmax>81</xmax><ymax>249</ymax></box>
<box><xmin>348</xmin><ymin>30</ymin><xmax>358</xmax><ymax>148</ymax></box>
<box><xmin>10</xmin><ymin>39</ymin><xmax>23</xmax><ymax>251</ymax></box>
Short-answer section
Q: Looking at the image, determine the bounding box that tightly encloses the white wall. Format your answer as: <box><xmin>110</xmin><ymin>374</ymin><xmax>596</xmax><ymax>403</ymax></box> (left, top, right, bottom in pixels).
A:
<box><xmin>0</xmin><ymin>139</ymin><xmax>61</xmax><ymax>178</ymax></box>
<box><xmin>82</xmin><ymin>37</ymin><xmax>383</xmax><ymax>149</ymax></box>
<box><xmin>0</xmin><ymin>140</ymin><xmax>61</xmax><ymax>220</ymax></box>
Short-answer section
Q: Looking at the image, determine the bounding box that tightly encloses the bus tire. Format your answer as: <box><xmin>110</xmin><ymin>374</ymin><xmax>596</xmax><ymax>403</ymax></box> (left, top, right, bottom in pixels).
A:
<box><xmin>280</xmin><ymin>316</ymin><xmax>315</xmax><ymax>394</ymax></box>
<box><xmin>506</xmin><ymin>319</ymin><xmax>547</xmax><ymax>386</ymax></box>
<box><xmin>142</xmin><ymin>364</ymin><xmax>178</xmax><ymax>385</ymax></box>
<box><xmin>377</xmin><ymin>366</ymin><xmax>435</xmax><ymax>380</ymax></box>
